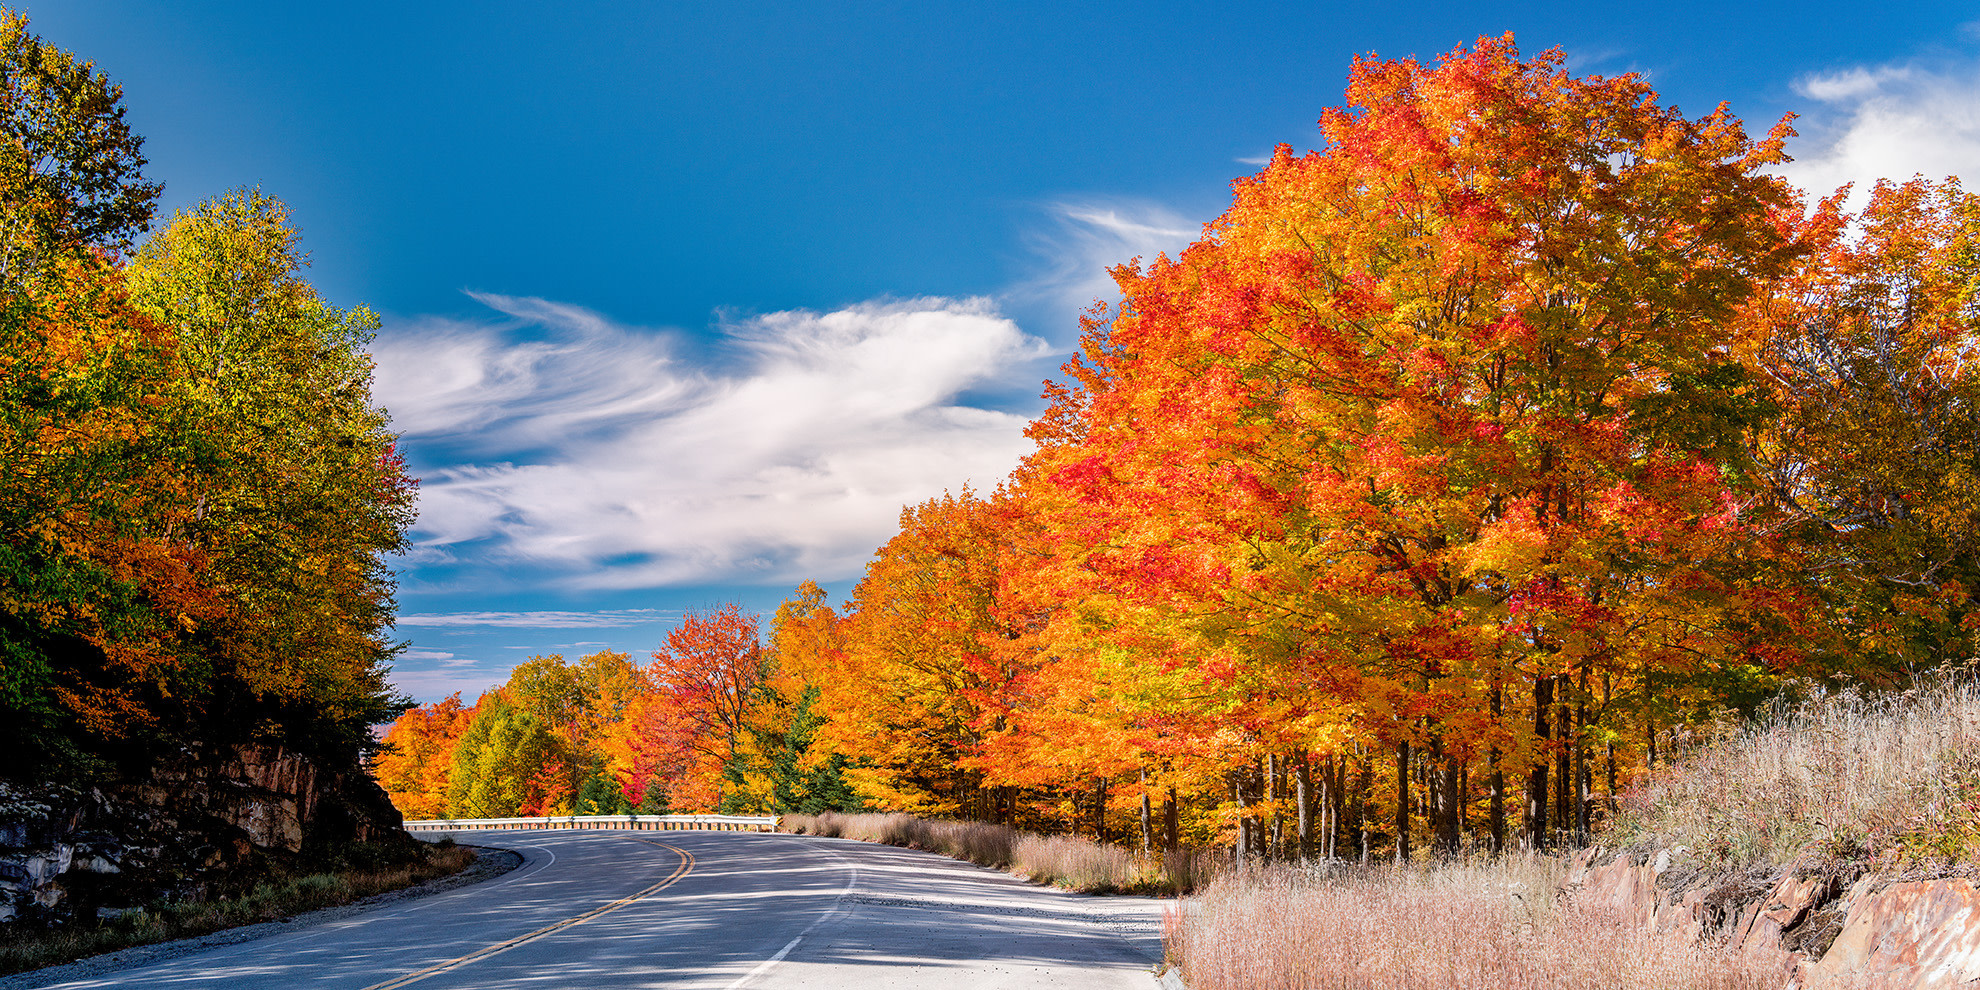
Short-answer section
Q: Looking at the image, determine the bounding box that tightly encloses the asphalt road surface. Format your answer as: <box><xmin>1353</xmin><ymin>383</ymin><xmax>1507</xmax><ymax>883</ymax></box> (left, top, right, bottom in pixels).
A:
<box><xmin>19</xmin><ymin>830</ymin><xmax>1170</xmax><ymax>989</ymax></box>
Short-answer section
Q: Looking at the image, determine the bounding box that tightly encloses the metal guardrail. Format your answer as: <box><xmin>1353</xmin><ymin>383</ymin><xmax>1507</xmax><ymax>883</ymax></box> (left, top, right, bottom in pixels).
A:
<box><xmin>403</xmin><ymin>814</ymin><xmax>781</xmax><ymax>833</ymax></box>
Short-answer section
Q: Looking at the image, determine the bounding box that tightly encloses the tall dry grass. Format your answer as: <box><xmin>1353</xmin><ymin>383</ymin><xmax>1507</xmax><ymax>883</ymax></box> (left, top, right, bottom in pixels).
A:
<box><xmin>780</xmin><ymin>811</ymin><xmax>1212</xmax><ymax>893</ymax></box>
<box><xmin>1612</xmin><ymin>672</ymin><xmax>1980</xmax><ymax>867</ymax></box>
<box><xmin>1168</xmin><ymin>857</ymin><xmax>1797</xmax><ymax>990</ymax></box>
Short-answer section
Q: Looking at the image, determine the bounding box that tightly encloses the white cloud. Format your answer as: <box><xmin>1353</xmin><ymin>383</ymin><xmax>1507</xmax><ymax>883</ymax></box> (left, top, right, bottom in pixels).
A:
<box><xmin>372</xmin><ymin>292</ymin><xmax>701</xmax><ymax>457</ymax></box>
<box><xmin>1008</xmin><ymin>199</ymin><xmax>1202</xmax><ymax>327</ymax></box>
<box><xmin>400</xmin><ymin>649</ymin><xmax>461</xmax><ymax>663</ymax></box>
<box><xmin>395</xmin><ymin>609</ymin><xmax>677</xmax><ymax>629</ymax></box>
<box><xmin>383</xmin><ymin>667</ymin><xmax>504</xmax><ymax>702</ymax></box>
<box><xmin>1780</xmin><ymin>58</ymin><xmax>1980</xmax><ymax>210</ymax></box>
<box><xmin>373</xmin><ymin>295</ymin><xmax>1049</xmax><ymax>591</ymax></box>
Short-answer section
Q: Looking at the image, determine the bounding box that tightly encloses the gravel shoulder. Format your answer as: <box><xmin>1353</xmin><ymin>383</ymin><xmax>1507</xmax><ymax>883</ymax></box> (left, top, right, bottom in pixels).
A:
<box><xmin>0</xmin><ymin>844</ymin><xmax>523</xmax><ymax>990</ymax></box>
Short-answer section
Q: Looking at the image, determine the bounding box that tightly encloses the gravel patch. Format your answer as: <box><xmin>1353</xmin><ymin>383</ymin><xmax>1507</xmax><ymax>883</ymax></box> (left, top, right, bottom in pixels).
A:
<box><xmin>0</xmin><ymin>844</ymin><xmax>522</xmax><ymax>989</ymax></box>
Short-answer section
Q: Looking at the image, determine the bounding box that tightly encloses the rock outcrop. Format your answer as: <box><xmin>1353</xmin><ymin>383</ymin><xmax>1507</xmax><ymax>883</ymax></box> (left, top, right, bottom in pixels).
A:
<box><xmin>1570</xmin><ymin>847</ymin><xmax>1980</xmax><ymax>989</ymax></box>
<box><xmin>0</xmin><ymin>743</ymin><xmax>409</xmax><ymax>926</ymax></box>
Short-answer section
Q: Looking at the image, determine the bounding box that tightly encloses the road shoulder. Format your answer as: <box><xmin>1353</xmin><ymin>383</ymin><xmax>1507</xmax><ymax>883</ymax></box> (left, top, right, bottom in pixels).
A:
<box><xmin>0</xmin><ymin>844</ymin><xmax>523</xmax><ymax>990</ymax></box>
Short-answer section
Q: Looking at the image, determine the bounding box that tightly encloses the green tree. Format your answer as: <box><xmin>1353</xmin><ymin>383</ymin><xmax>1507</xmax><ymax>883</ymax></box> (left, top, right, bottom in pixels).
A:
<box><xmin>0</xmin><ymin>8</ymin><xmax>159</xmax><ymax>285</ymax></box>
<box><xmin>636</xmin><ymin>778</ymin><xmax>671</xmax><ymax>815</ymax></box>
<box><xmin>575</xmin><ymin>758</ymin><xmax>633</xmax><ymax>815</ymax></box>
<box><xmin>124</xmin><ymin>189</ymin><xmax>415</xmax><ymax>754</ymax></box>
<box><xmin>446</xmin><ymin>695</ymin><xmax>561</xmax><ymax>818</ymax></box>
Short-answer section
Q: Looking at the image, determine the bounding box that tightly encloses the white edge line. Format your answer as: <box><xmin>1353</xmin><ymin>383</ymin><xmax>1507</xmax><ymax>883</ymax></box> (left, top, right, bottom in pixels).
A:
<box><xmin>723</xmin><ymin>837</ymin><xmax>860</xmax><ymax>990</ymax></box>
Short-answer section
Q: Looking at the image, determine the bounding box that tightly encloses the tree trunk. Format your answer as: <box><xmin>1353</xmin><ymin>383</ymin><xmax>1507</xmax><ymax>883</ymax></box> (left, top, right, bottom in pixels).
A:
<box><xmin>1554</xmin><ymin>691</ymin><xmax>1571</xmax><ymax>840</ymax></box>
<box><xmin>1395</xmin><ymin>741</ymin><xmax>1411</xmax><ymax>862</ymax></box>
<box><xmin>1644</xmin><ymin>660</ymin><xmax>1657</xmax><ymax>770</ymax></box>
<box><xmin>1252</xmin><ymin>765</ymin><xmax>1268</xmax><ymax>860</ymax></box>
<box><xmin>1320</xmin><ymin>755</ymin><xmax>1336</xmax><ymax>860</ymax></box>
<box><xmin>1092</xmin><ymin>777</ymin><xmax>1108</xmax><ymax>843</ymax></box>
<box><xmin>1295</xmin><ymin>753</ymin><xmax>1313</xmax><ymax>860</ymax></box>
<box><xmin>1350</xmin><ymin>748</ymin><xmax>1371</xmax><ymax>863</ymax></box>
<box><xmin>1434</xmin><ymin>740</ymin><xmax>1463</xmax><ymax>856</ymax></box>
<box><xmin>1266</xmin><ymin>753</ymin><xmax>1284</xmax><ymax>861</ymax></box>
<box><xmin>1490</xmin><ymin>676</ymin><xmax>1505</xmax><ymax>853</ymax></box>
<box><xmin>1327</xmin><ymin>756</ymin><xmax>1342</xmax><ymax>860</ymax></box>
<box><xmin>1526</xmin><ymin>676</ymin><xmax>1553</xmax><ymax>847</ymax></box>
<box><xmin>1231</xmin><ymin>772</ymin><xmax>1249</xmax><ymax>870</ymax></box>
<box><xmin>1163</xmin><ymin>786</ymin><xmax>1179</xmax><ymax>852</ymax></box>
<box><xmin>1138</xmin><ymin>771</ymin><xmax>1152</xmax><ymax>857</ymax></box>
<box><xmin>1575</xmin><ymin>667</ymin><xmax>1591</xmax><ymax>839</ymax></box>
<box><xmin>1604</xmin><ymin>671</ymin><xmax>1617</xmax><ymax>814</ymax></box>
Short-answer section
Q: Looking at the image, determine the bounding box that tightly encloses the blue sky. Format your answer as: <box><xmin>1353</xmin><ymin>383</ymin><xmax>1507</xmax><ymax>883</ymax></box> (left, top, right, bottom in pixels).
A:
<box><xmin>33</xmin><ymin>1</ymin><xmax>1980</xmax><ymax>702</ymax></box>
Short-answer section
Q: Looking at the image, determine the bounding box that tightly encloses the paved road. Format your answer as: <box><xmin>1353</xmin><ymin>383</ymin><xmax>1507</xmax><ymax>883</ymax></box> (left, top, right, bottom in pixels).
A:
<box><xmin>19</xmin><ymin>830</ymin><xmax>1168</xmax><ymax>989</ymax></box>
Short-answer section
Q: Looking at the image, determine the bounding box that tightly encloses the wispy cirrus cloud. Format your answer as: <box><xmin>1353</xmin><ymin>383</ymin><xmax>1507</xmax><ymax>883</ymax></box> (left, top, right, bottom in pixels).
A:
<box><xmin>1008</xmin><ymin>199</ymin><xmax>1202</xmax><ymax>331</ymax></box>
<box><xmin>395</xmin><ymin>610</ymin><xmax>680</xmax><ymax>629</ymax></box>
<box><xmin>1780</xmin><ymin>55</ymin><xmax>1980</xmax><ymax>208</ymax></box>
<box><xmin>373</xmin><ymin>294</ymin><xmax>1049</xmax><ymax>592</ymax></box>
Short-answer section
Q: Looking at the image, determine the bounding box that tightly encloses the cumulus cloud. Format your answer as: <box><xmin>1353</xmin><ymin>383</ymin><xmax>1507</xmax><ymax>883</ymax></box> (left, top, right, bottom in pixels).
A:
<box><xmin>1780</xmin><ymin>58</ymin><xmax>1980</xmax><ymax>209</ymax></box>
<box><xmin>372</xmin><ymin>295</ymin><xmax>1049</xmax><ymax>591</ymax></box>
<box><xmin>1009</xmin><ymin>199</ymin><xmax>1202</xmax><ymax>330</ymax></box>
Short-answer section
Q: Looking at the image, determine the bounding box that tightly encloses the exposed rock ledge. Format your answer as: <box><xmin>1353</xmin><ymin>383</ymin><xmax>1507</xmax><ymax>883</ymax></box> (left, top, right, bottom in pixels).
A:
<box><xmin>0</xmin><ymin>742</ymin><xmax>410</xmax><ymax>926</ymax></box>
<box><xmin>1569</xmin><ymin>846</ymin><xmax>1980</xmax><ymax>989</ymax></box>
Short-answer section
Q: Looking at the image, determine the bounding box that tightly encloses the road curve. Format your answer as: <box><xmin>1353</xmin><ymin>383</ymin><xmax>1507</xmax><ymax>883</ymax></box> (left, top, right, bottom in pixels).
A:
<box><xmin>17</xmin><ymin>830</ymin><xmax>1167</xmax><ymax>989</ymax></box>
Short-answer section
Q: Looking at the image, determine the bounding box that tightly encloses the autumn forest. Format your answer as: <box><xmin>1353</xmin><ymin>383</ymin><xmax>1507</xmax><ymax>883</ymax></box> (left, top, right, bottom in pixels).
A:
<box><xmin>376</xmin><ymin>38</ymin><xmax>1980</xmax><ymax>861</ymax></box>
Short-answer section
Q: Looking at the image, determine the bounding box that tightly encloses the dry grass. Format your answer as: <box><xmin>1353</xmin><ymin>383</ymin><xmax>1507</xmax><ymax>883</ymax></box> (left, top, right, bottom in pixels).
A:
<box><xmin>1612</xmin><ymin>672</ymin><xmax>1980</xmax><ymax>868</ymax></box>
<box><xmin>1011</xmin><ymin>833</ymin><xmax>1143</xmax><ymax>891</ymax></box>
<box><xmin>0</xmin><ymin>841</ymin><xmax>479</xmax><ymax>976</ymax></box>
<box><xmin>1168</xmin><ymin>857</ymin><xmax>1800</xmax><ymax>990</ymax></box>
<box><xmin>780</xmin><ymin>811</ymin><xmax>1214</xmax><ymax>893</ymax></box>
<box><xmin>1167</xmin><ymin>679</ymin><xmax>1978</xmax><ymax>990</ymax></box>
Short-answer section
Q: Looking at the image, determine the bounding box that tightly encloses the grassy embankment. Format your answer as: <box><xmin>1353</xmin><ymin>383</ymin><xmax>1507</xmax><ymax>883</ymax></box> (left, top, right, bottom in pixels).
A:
<box><xmin>783</xmin><ymin>677</ymin><xmax>1978</xmax><ymax>988</ymax></box>
<box><xmin>0</xmin><ymin>840</ymin><xmax>479</xmax><ymax>977</ymax></box>
<box><xmin>1173</xmin><ymin>674</ymin><xmax>1980</xmax><ymax>990</ymax></box>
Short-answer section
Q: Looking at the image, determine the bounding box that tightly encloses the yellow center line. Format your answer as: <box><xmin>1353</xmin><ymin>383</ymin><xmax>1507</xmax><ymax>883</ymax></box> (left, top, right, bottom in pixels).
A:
<box><xmin>359</xmin><ymin>836</ymin><xmax>695</xmax><ymax>990</ymax></box>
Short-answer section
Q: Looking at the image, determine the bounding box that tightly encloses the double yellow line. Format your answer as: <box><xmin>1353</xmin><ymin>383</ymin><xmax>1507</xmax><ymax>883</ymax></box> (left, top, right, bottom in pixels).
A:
<box><xmin>360</xmin><ymin>837</ymin><xmax>695</xmax><ymax>990</ymax></box>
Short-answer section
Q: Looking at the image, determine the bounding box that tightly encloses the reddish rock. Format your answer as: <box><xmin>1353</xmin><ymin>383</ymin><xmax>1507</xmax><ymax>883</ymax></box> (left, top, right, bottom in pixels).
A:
<box><xmin>1802</xmin><ymin>878</ymin><xmax>1980</xmax><ymax>989</ymax></box>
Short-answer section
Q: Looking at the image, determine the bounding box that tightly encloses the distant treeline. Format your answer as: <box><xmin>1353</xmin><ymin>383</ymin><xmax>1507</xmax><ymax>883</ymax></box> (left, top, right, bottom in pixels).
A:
<box><xmin>381</xmin><ymin>37</ymin><xmax>1980</xmax><ymax>859</ymax></box>
<box><xmin>375</xmin><ymin>604</ymin><xmax>860</xmax><ymax>820</ymax></box>
<box><xmin>0</xmin><ymin>10</ymin><xmax>413</xmax><ymax>778</ymax></box>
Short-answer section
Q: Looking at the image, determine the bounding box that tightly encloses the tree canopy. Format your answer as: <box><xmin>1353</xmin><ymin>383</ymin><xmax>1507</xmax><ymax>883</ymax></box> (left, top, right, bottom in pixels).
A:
<box><xmin>0</xmin><ymin>10</ymin><xmax>413</xmax><ymax>779</ymax></box>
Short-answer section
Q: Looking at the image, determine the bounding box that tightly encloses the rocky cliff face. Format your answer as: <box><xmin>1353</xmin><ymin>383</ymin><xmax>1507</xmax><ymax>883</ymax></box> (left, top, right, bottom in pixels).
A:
<box><xmin>1570</xmin><ymin>847</ymin><xmax>1980</xmax><ymax>989</ymax></box>
<box><xmin>0</xmin><ymin>743</ymin><xmax>409</xmax><ymax>926</ymax></box>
